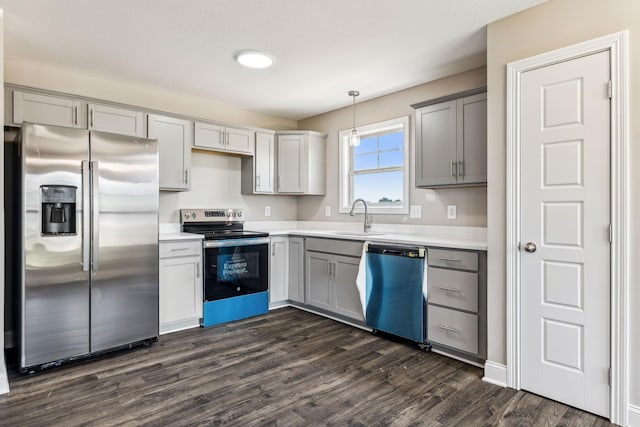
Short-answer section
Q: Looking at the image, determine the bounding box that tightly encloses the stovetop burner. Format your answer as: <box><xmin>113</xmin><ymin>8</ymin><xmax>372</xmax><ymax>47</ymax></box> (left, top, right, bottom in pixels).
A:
<box><xmin>180</xmin><ymin>208</ymin><xmax>268</xmax><ymax>240</ymax></box>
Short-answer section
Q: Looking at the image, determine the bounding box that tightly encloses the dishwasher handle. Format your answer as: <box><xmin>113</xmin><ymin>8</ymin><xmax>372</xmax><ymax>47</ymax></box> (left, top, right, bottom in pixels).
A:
<box><xmin>366</xmin><ymin>244</ymin><xmax>425</xmax><ymax>258</ymax></box>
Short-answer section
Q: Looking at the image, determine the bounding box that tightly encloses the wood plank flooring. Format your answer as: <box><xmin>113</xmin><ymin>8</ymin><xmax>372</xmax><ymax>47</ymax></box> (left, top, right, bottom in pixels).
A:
<box><xmin>0</xmin><ymin>308</ymin><xmax>615</xmax><ymax>426</ymax></box>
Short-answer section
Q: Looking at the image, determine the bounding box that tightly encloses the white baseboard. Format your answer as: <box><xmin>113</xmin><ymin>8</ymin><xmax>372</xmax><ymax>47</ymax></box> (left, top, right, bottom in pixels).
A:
<box><xmin>482</xmin><ymin>360</ymin><xmax>507</xmax><ymax>388</ymax></box>
<box><xmin>159</xmin><ymin>318</ymin><xmax>200</xmax><ymax>335</ymax></box>
<box><xmin>628</xmin><ymin>404</ymin><xmax>640</xmax><ymax>427</ymax></box>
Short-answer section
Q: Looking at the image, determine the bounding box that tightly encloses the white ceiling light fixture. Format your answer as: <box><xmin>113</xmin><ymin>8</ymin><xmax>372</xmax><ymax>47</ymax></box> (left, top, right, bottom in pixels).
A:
<box><xmin>235</xmin><ymin>50</ymin><xmax>273</xmax><ymax>69</ymax></box>
<box><xmin>348</xmin><ymin>90</ymin><xmax>360</xmax><ymax>147</ymax></box>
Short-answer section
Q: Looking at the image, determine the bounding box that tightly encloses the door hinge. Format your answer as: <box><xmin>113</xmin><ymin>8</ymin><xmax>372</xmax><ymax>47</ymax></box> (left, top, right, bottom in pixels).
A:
<box><xmin>607</xmin><ymin>80</ymin><xmax>612</xmax><ymax>99</ymax></box>
<box><xmin>609</xmin><ymin>224</ymin><xmax>613</xmax><ymax>243</ymax></box>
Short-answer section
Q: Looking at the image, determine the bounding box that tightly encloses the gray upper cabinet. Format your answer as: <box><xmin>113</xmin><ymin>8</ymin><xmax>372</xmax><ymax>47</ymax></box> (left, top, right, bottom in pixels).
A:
<box><xmin>414</xmin><ymin>90</ymin><xmax>486</xmax><ymax>188</ymax></box>
<box><xmin>241</xmin><ymin>131</ymin><xmax>275</xmax><ymax>194</ymax></box>
<box><xmin>194</xmin><ymin>121</ymin><xmax>254</xmax><ymax>156</ymax></box>
<box><xmin>88</xmin><ymin>103</ymin><xmax>146</xmax><ymax>137</ymax></box>
<box><xmin>148</xmin><ymin>114</ymin><xmax>193</xmax><ymax>191</ymax></box>
<box><xmin>13</xmin><ymin>91</ymin><xmax>84</xmax><ymax>129</ymax></box>
<box><xmin>276</xmin><ymin>131</ymin><xmax>326</xmax><ymax>195</ymax></box>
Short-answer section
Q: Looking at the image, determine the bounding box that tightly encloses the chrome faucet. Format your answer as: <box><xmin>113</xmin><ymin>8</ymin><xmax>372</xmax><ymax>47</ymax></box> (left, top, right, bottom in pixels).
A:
<box><xmin>349</xmin><ymin>198</ymin><xmax>372</xmax><ymax>233</ymax></box>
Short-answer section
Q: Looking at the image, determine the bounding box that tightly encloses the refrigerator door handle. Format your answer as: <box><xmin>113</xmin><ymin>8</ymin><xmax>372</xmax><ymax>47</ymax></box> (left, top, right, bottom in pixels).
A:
<box><xmin>91</xmin><ymin>161</ymin><xmax>100</xmax><ymax>271</ymax></box>
<box><xmin>81</xmin><ymin>160</ymin><xmax>91</xmax><ymax>272</ymax></box>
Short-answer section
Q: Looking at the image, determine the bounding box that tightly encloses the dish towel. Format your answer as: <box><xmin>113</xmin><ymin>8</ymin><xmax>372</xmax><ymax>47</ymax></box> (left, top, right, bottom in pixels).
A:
<box><xmin>355</xmin><ymin>243</ymin><xmax>430</xmax><ymax>321</ymax></box>
<box><xmin>355</xmin><ymin>242</ymin><xmax>369</xmax><ymax>318</ymax></box>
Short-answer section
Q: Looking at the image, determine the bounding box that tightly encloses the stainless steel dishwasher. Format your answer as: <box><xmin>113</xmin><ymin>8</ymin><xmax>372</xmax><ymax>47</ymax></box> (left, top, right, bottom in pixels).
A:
<box><xmin>365</xmin><ymin>243</ymin><xmax>427</xmax><ymax>344</ymax></box>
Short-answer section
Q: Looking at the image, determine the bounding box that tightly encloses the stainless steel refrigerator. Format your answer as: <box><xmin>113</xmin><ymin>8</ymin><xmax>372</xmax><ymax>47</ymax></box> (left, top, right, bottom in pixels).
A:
<box><xmin>16</xmin><ymin>123</ymin><xmax>159</xmax><ymax>371</ymax></box>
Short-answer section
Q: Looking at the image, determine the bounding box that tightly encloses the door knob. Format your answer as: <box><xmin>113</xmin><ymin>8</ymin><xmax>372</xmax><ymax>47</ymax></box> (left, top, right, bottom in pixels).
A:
<box><xmin>523</xmin><ymin>242</ymin><xmax>537</xmax><ymax>253</ymax></box>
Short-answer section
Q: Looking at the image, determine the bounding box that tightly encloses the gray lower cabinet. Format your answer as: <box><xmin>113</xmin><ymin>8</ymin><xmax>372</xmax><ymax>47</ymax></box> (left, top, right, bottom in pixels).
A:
<box><xmin>304</xmin><ymin>238</ymin><xmax>364</xmax><ymax>322</ymax></box>
<box><xmin>269</xmin><ymin>236</ymin><xmax>289</xmax><ymax>306</ymax></box>
<box><xmin>426</xmin><ymin>247</ymin><xmax>486</xmax><ymax>360</ymax></box>
<box><xmin>414</xmin><ymin>89</ymin><xmax>486</xmax><ymax>187</ymax></box>
<box><xmin>288</xmin><ymin>237</ymin><xmax>305</xmax><ymax>303</ymax></box>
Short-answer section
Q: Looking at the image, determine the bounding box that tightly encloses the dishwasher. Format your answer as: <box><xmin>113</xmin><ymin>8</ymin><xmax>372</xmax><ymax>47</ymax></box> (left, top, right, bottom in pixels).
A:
<box><xmin>365</xmin><ymin>243</ymin><xmax>427</xmax><ymax>344</ymax></box>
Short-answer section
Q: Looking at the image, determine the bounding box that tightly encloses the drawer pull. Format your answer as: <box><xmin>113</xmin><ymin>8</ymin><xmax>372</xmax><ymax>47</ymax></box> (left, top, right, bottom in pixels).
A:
<box><xmin>170</xmin><ymin>248</ymin><xmax>190</xmax><ymax>252</ymax></box>
<box><xmin>439</xmin><ymin>286</ymin><xmax>461</xmax><ymax>293</ymax></box>
<box><xmin>438</xmin><ymin>325</ymin><xmax>461</xmax><ymax>333</ymax></box>
<box><xmin>439</xmin><ymin>257</ymin><xmax>461</xmax><ymax>262</ymax></box>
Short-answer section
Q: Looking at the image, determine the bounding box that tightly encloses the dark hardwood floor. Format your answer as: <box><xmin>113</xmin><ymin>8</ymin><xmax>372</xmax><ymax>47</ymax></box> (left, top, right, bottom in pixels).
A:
<box><xmin>1</xmin><ymin>308</ymin><xmax>615</xmax><ymax>426</ymax></box>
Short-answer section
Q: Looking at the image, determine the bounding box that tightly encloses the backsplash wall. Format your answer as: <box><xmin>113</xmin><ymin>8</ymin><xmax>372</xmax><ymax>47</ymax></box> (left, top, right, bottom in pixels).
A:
<box><xmin>159</xmin><ymin>151</ymin><xmax>299</xmax><ymax>224</ymax></box>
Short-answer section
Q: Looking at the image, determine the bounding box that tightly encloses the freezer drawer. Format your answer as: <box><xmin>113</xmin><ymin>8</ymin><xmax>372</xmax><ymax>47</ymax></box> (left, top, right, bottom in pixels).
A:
<box><xmin>427</xmin><ymin>305</ymin><xmax>478</xmax><ymax>354</ymax></box>
<box><xmin>427</xmin><ymin>267</ymin><xmax>478</xmax><ymax>312</ymax></box>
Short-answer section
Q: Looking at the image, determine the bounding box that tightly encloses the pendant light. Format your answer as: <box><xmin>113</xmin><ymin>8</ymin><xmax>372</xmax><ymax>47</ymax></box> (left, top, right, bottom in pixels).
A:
<box><xmin>348</xmin><ymin>90</ymin><xmax>360</xmax><ymax>147</ymax></box>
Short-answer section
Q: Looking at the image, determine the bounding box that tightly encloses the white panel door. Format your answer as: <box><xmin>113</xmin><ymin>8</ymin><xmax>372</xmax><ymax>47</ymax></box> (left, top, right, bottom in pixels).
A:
<box><xmin>14</xmin><ymin>91</ymin><xmax>83</xmax><ymax>128</ymax></box>
<box><xmin>269</xmin><ymin>237</ymin><xmax>289</xmax><ymax>304</ymax></box>
<box><xmin>193</xmin><ymin>122</ymin><xmax>225</xmax><ymax>151</ymax></box>
<box><xmin>148</xmin><ymin>114</ymin><xmax>192</xmax><ymax>191</ymax></box>
<box><xmin>226</xmin><ymin>127</ymin><xmax>254</xmax><ymax>155</ymax></box>
<box><xmin>277</xmin><ymin>134</ymin><xmax>305</xmax><ymax>193</ymax></box>
<box><xmin>520</xmin><ymin>51</ymin><xmax>610</xmax><ymax>417</ymax></box>
<box><xmin>254</xmin><ymin>132</ymin><xmax>274</xmax><ymax>193</ymax></box>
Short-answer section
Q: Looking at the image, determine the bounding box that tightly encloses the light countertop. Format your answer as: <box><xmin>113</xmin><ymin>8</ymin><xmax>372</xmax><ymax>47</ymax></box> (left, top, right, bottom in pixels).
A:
<box><xmin>159</xmin><ymin>221</ymin><xmax>487</xmax><ymax>250</ymax></box>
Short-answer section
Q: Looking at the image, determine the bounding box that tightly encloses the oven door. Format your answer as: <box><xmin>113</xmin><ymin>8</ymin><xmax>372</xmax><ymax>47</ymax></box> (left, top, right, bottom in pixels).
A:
<box><xmin>203</xmin><ymin>237</ymin><xmax>269</xmax><ymax>301</ymax></box>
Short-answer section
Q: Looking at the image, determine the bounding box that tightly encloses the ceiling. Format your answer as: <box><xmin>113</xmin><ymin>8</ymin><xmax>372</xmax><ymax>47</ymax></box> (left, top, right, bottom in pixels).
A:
<box><xmin>0</xmin><ymin>0</ymin><xmax>546</xmax><ymax>120</ymax></box>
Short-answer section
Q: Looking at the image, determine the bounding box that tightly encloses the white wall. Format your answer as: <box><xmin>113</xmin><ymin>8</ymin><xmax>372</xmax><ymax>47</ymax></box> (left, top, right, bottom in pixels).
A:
<box><xmin>487</xmin><ymin>0</ymin><xmax>639</xmax><ymax>407</ymax></box>
<box><xmin>298</xmin><ymin>67</ymin><xmax>487</xmax><ymax>227</ymax></box>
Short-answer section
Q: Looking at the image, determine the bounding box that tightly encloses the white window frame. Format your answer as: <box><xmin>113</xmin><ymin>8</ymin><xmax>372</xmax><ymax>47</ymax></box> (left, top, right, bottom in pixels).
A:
<box><xmin>338</xmin><ymin>116</ymin><xmax>410</xmax><ymax>214</ymax></box>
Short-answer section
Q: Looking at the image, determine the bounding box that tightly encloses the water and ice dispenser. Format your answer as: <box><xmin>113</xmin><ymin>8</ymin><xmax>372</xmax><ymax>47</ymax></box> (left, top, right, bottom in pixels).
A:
<box><xmin>41</xmin><ymin>185</ymin><xmax>77</xmax><ymax>236</ymax></box>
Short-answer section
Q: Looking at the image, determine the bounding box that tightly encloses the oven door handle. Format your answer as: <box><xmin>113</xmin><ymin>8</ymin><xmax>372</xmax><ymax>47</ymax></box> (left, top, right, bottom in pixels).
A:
<box><xmin>203</xmin><ymin>237</ymin><xmax>271</xmax><ymax>249</ymax></box>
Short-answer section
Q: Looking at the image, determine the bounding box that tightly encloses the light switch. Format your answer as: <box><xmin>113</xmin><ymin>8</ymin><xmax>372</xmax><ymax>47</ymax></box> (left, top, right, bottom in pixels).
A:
<box><xmin>325</xmin><ymin>206</ymin><xmax>331</xmax><ymax>217</ymax></box>
<box><xmin>265</xmin><ymin>206</ymin><xmax>271</xmax><ymax>217</ymax></box>
<box><xmin>447</xmin><ymin>205</ymin><xmax>457</xmax><ymax>219</ymax></box>
<box><xmin>410</xmin><ymin>205</ymin><xmax>422</xmax><ymax>219</ymax></box>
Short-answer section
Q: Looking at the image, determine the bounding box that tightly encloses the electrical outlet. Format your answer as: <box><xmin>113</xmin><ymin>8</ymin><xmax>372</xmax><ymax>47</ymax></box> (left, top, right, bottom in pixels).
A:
<box><xmin>447</xmin><ymin>205</ymin><xmax>457</xmax><ymax>220</ymax></box>
<box><xmin>409</xmin><ymin>205</ymin><xmax>422</xmax><ymax>219</ymax></box>
<box><xmin>325</xmin><ymin>206</ymin><xmax>331</xmax><ymax>217</ymax></box>
<box><xmin>264</xmin><ymin>206</ymin><xmax>271</xmax><ymax>217</ymax></box>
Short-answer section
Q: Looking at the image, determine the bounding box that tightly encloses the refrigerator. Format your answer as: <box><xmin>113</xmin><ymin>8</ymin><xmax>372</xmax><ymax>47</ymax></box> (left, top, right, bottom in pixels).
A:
<box><xmin>12</xmin><ymin>123</ymin><xmax>159</xmax><ymax>371</ymax></box>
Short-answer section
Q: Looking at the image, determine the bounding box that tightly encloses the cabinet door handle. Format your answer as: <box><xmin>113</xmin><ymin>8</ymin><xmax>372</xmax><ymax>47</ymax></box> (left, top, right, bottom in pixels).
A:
<box><xmin>439</xmin><ymin>286</ymin><xmax>461</xmax><ymax>293</ymax></box>
<box><xmin>196</xmin><ymin>262</ymin><xmax>200</xmax><ymax>278</ymax></box>
<box><xmin>256</xmin><ymin>174</ymin><xmax>261</xmax><ymax>188</ymax></box>
<box><xmin>439</xmin><ymin>257</ymin><xmax>461</xmax><ymax>262</ymax></box>
<box><xmin>450</xmin><ymin>160</ymin><xmax>458</xmax><ymax>180</ymax></box>
<box><xmin>184</xmin><ymin>169</ymin><xmax>189</xmax><ymax>184</ymax></box>
<box><xmin>90</xmin><ymin>108</ymin><xmax>94</xmax><ymax>128</ymax></box>
<box><xmin>171</xmin><ymin>247</ymin><xmax>189</xmax><ymax>252</ymax></box>
<box><xmin>458</xmin><ymin>160</ymin><xmax>464</xmax><ymax>177</ymax></box>
<box><xmin>272</xmin><ymin>244</ymin><xmax>275</xmax><ymax>256</ymax></box>
<box><xmin>74</xmin><ymin>106</ymin><xmax>79</xmax><ymax>126</ymax></box>
<box><xmin>439</xmin><ymin>325</ymin><xmax>461</xmax><ymax>333</ymax></box>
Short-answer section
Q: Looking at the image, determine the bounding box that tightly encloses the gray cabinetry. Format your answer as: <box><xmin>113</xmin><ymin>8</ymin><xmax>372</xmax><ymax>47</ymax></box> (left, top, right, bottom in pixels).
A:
<box><xmin>288</xmin><ymin>237</ymin><xmax>305</xmax><ymax>303</ymax></box>
<box><xmin>414</xmin><ymin>89</ymin><xmax>486</xmax><ymax>187</ymax></box>
<box><xmin>426</xmin><ymin>247</ymin><xmax>486</xmax><ymax>360</ymax></box>
<box><xmin>148</xmin><ymin>114</ymin><xmax>193</xmax><ymax>191</ymax></box>
<box><xmin>159</xmin><ymin>239</ymin><xmax>203</xmax><ymax>334</ymax></box>
<box><xmin>304</xmin><ymin>237</ymin><xmax>364</xmax><ymax>321</ymax></box>
<box><xmin>241</xmin><ymin>131</ymin><xmax>275</xmax><ymax>194</ymax></box>
<box><xmin>269</xmin><ymin>236</ymin><xmax>289</xmax><ymax>307</ymax></box>
<box><xmin>276</xmin><ymin>131</ymin><xmax>326</xmax><ymax>195</ymax></box>
<box><xmin>88</xmin><ymin>103</ymin><xmax>146</xmax><ymax>137</ymax></box>
<box><xmin>194</xmin><ymin>121</ymin><xmax>254</xmax><ymax>156</ymax></box>
<box><xmin>13</xmin><ymin>91</ymin><xmax>84</xmax><ymax>128</ymax></box>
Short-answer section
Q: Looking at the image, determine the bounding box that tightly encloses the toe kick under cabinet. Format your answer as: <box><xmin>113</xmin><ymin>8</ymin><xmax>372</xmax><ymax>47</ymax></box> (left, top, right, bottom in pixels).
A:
<box><xmin>427</xmin><ymin>247</ymin><xmax>486</xmax><ymax>362</ymax></box>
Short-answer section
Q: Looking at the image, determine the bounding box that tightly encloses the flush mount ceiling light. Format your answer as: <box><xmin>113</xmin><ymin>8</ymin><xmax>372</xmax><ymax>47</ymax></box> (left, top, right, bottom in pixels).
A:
<box><xmin>348</xmin><ymin>90</ymin><xmax>360</xmax><ymax>147</ymax></box>
<box><xmin>235</xmin><ymin>51</ymin><xmax>273</xmax><ymax>69</ymax></box>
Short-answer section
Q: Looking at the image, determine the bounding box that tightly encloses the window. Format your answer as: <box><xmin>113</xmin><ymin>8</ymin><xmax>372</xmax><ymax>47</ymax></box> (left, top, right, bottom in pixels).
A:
<box><xmin>339</xmin><ymin>116</ymin><xmax>409</xmax><ymax>214</ymax></box>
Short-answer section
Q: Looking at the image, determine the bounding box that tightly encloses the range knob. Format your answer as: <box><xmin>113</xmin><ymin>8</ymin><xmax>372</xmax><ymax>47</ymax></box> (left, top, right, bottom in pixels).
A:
<box><xmin>191</xmin><ymin>212</ymin><xmax>197</xmax><ymax>219</ymax></box>
<box><xmin>232</xmin><ymin>212</ymin><xmax>237</xmax><ymax>217</ymax></box>
<box><xmin>184</xmin><ymin>212</ymin><xmax>190</xmax><ymax>219</ymax></box>
<box><xmin>237</xmin><ymin>211</ymin><xmax>243</xmax><ymax>218</ymax></box>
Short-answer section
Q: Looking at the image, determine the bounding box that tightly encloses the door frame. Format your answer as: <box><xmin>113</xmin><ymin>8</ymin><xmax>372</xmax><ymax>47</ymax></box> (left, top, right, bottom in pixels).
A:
<box><xmin>506</xmin><ymin>31</ymin><xmax>629</xmax><ymax>425</ymax></box>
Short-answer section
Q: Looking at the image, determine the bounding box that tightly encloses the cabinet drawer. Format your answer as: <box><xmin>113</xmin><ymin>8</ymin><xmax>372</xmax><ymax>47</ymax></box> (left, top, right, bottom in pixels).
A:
<box><xmin>306</xmin><ymin>238</ymin><xmax>363</xmax><ymax>257</ymax></box>
<box><xmin>428</xmin><ymin>305</ymin><xmax>478</xmax><ymax>354</ymax></box>
<box><xmin>159</xmin><ymin>240</ymin><xmax>202</xmax><ymax>259</ymax></box>
<box><xmin>428</xmin><ymin>248</ymin><xmax>478</xmax><ymax>271</ymax></box>
<box><xmin>427</xmin><ymin>267</ymin><xmax>478</xmax><ymax>312</ymax></box>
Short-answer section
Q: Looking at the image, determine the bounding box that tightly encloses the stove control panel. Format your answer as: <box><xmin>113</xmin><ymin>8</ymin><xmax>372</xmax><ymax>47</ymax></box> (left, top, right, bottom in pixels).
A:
<box><xmin>180</xmin><ymin>208</ymin><xmax>244</xmax><ymax>223</ymax></box>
